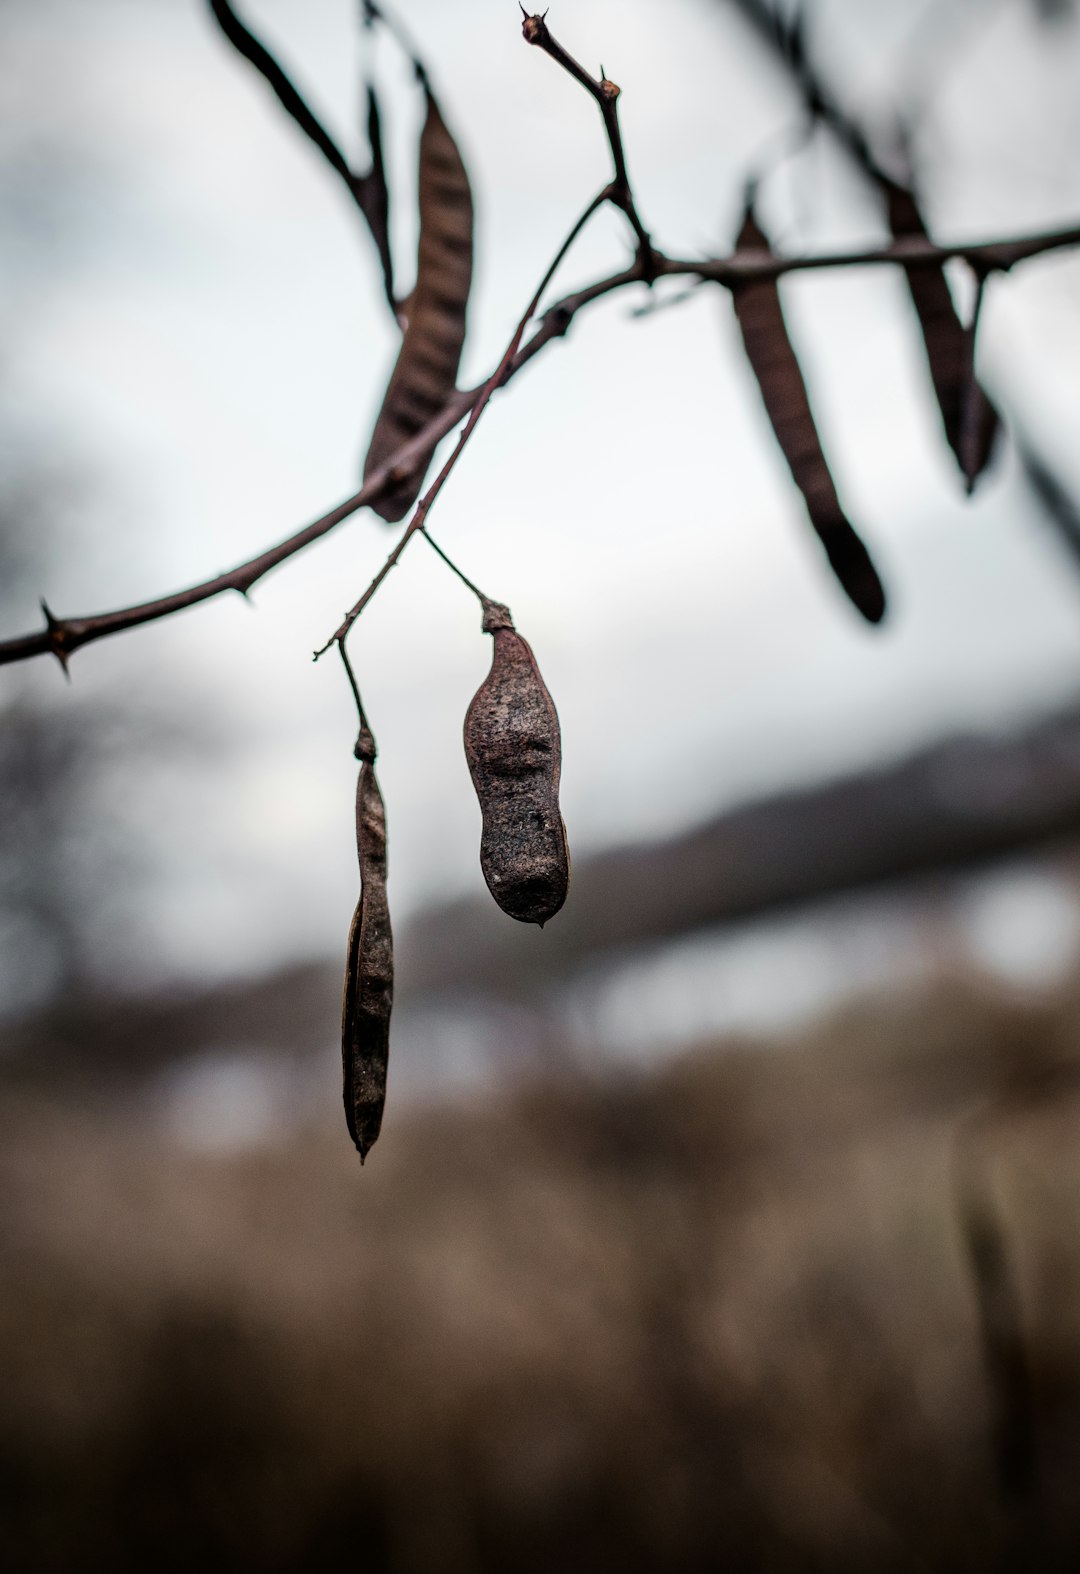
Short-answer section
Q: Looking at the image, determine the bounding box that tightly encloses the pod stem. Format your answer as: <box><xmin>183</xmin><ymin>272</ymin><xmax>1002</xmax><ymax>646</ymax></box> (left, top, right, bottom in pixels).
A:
<box><xmin>420</xmin><ymin>527</ymin><xmax>495</xmax><ymax>609</ymax></box>
<box><xmin>339</xmin><ymin>642</ymin><xmax>377</xmax><ymax>761</ymax></box>
<box><xmin>420</xmin><ymin>530</ymin><xmax>514</xmax><ymax>633</ymax></box>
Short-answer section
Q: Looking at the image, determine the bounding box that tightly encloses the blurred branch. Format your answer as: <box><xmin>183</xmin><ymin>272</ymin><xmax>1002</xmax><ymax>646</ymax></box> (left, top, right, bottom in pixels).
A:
<box><xmin>2</xmin><ymin>214</ymin><xmax>1079</xmax><ymax>672</ymax></box>
<box><xmin>725</xmin><ymin>0</ymin><xmax>896</xmax><ymax>186</ymax></box>
<box><xmin>1017</xmin><ymin>429</ymin><xmax>1080</xmax><ymax>572</ymax></box>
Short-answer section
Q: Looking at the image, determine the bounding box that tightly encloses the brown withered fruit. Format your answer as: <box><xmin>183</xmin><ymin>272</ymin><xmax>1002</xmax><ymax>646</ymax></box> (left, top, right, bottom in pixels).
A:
<box><xmin>341</xmin><ymin>724</ymin><xmax>394</xmax><ymax>1162</ymax></box>
<box><xmin>363</xmin><ymin>88</ymin><xmax>473</xmax><ymax>521</ymax></box>
<box><xmin>464</xmin><ymin>601</ymin><xmax>569</xmax><ymax>926</ymax></box>
<box><xmin>731</xmin><ymin>203</ymin><xmax>887</xmax><ymax>626</ymax></box>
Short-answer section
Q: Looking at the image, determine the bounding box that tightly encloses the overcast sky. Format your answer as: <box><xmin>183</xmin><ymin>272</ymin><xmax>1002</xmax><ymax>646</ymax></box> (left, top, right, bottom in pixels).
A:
<box><xmin>2</xmin><ymin>0</ymin><xmax>1080</xmax><ymax>990</ymax></box>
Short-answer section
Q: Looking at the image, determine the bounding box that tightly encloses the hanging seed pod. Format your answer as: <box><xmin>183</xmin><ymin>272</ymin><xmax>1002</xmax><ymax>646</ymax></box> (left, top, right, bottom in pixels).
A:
<box><xmin>363</xmin><ymin>81</ymin><xmax>395</xmax><ymax>309</ymax></box>
<box><xmin>341</xmin><ymin>724</ymin><xmax>393</xmax><ymax>1162</ymax></box>
<box><xmin>731</xmin><ymin>205</ymin><xmax>887</xmax><ymax>625</ymax></box>
<box><xmin>464</xmin><ymin>601</ymin><xmax>569</xmax><ymax>926</ymax></box>
<box><xmin>885</xmin><ymin>182</ymin><xmax>999</xmax><ymax>492</ymax></box>
<box><xmin>364</xmin><ymin>88</ymin><xmax>473</xmax><ymax>520</ymax></box>
<box><xmin>208</xmin><ymin>0</ymin><xmax>395</xmax><ymax>310</ymax></box>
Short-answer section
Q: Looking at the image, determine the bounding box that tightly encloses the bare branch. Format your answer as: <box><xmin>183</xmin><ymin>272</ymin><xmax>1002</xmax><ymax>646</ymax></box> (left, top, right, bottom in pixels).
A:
<box><xmin>2</xmin><ymin>217</ymin><xmax>1078</xmax><ymax>673</ymax></box>
<box><xmin>521</xmin><ymin>11</ymin><xmax>656</xmax><ymax>273</ymax></box>
<box><xmin>678</xmin><ymin>221</ymin><xmax>1080</xmax><ymax>285</ymax></box>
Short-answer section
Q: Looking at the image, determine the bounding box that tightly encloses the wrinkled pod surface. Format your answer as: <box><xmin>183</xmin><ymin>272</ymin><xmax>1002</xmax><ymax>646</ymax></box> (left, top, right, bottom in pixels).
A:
<box><xmin>341</xmin><ymin>725</ymin><xmax>394</xmax><ymax>1162</ymax></box>
<box><xmin>464</xmin><ymin>601</ymin><xmax>569</xmax><ymax>926</ymax></box>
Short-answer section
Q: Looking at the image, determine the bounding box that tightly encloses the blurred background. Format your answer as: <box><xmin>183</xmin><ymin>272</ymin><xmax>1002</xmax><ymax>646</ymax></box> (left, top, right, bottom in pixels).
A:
<box><xmin>4</xmin><ymin>0</ymin><xmax>1080</xmax><ymax>1566</ymax></box>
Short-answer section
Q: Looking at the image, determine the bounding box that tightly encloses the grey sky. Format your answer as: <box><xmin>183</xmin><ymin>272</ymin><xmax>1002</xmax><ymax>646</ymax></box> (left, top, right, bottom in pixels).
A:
<box><xmin>2</xmin><ymin>0</ymin><xmax>1080</xmax><ymax>988</ymax></box>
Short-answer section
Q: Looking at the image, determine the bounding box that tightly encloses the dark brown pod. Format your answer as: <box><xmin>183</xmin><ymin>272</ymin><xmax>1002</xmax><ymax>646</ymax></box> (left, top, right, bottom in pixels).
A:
<box><xmin>464</xmin><ymin>602</ymin><xmax>569</xmax><ymax>926</ymax></box>
<box><xmin>885</xmin><ymin>182</ymin><xmax>998</xmax><ymax>491</ymax></box>
<box><xmin>364</xmin><ymin>88</ymin><xmax>473</xmax><ymax>520</ymax></box>
<box><xmin>341</xmin><ymin>728</ymin><xmax>393</xmax><ymax>1162</ymax></box>
<box><xmin>208</xmin><ymin>1</ymin><xmax>395</xmax><ymax>311</ymax></box>
<box><xmin>731</xmin><ymin>205</ymin><xmax>886</xmax><ymax>625</ymax></box>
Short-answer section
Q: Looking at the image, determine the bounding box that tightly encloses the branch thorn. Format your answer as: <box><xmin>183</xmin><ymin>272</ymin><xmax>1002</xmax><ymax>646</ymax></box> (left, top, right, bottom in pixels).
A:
<box><xmin>40</xmin><ymin>600</ymin><xmax>71</xmax><ymax>677</ymax></box>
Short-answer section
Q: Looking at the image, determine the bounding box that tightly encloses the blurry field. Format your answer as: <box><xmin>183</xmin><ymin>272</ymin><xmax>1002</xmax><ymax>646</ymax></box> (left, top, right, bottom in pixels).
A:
<box><xmin>5</xmin><ymin>970</ymin><xmax>1080</xmax><ymax>1571</ymax></box>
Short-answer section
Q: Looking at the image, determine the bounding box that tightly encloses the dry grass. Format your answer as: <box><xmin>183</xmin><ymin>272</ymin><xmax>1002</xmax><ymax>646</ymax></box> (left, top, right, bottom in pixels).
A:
<box><xmin>4</xmin><ymin>973</ymin><xmax>1080</xmax><ymax>1570</ymax></box>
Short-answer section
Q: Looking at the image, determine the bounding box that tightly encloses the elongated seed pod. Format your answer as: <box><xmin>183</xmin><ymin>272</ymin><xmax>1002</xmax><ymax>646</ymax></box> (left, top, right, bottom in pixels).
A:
<box><xmin>341</xmin><ymin>727</ymin><xmax>393</xmax><ymax>1162</ymax></box>
<box><xmin>364</xmin><ymin>82</ymin><xmax>394</xmax><ymax>309</ymax></box>
<box><xmin>464</xmin><ymin>602</ymin><xmax>569</xmax><ymax>926</ymax></box>
<box><xmin>208</xmin><ymin>1</ymin><xmax>395</xmax><ymax>310</ymax></box>
<box><xmin>885</xmin><ymin>182</ymin><xmax>998</xmax><ymax>491</ymax></box>
<box><xmin>364</xmin><ymin>89</ymin><xmax>473</xmax><ymax>521</ymax></box>
<box><xmin>731</xmin><ymin>206</ymin><xmax>887</xmax><ymax>625</ymax></box>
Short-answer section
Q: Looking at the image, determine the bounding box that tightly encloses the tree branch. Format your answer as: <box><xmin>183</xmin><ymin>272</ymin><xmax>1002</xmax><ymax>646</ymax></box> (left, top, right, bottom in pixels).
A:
<box><xmin>520</xmin><ymin>9</ymin><xmax>656</xmax><ymax>274</ymax></box>
<box><xmin>2</xmin><ymin>217</ymin><xmax>1077</xmax><ymax>672</ymax></box>
<box><xmin>675</xmin><ymin>221</ymin><xmax>1080</xmax><ymax>285</ymax></box>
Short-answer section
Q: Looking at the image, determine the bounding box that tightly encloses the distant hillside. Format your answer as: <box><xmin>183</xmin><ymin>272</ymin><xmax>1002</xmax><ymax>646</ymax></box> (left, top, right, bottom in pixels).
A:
<box><xmin>8</xmin><ymin>702</ymin><xmax>1080</xmax><ymax>1089</ymax></box>
<box><xmin>402</xmin><ymin>703</ymin><xmax>1080</xmax><ymax>993</ymax></box>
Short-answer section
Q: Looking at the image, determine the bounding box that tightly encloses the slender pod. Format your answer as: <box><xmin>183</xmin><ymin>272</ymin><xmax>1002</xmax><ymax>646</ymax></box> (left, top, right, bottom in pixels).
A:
<box><xmin>364</xmin><ymin>89</ymin><xmax>474</xmax><ymax>520</ymax></box>
<box><xmin>464</xmin><ymin>601</ymin><xmax>569</xmax><ymax>926</ymax></box>
<box><xmin>885</xmin><ymin>181</ymin><xmax>998</xmax><ymax>490</ymax></box>
<box><xmin>207</xmin><ymin>0</ymin><xmax>395</xmax><ymax>309</ymax></box>
<box><xmin>364</xmin><ymin>82</ymin><xmax>394</xmax><ymax>308</ymax></box>
<box><xmin>730</xmin><ymin>205</ymin><xmax>887</xmax><ymax>625</ymax></box>
<box><xmin>341</xmin><ymin>724</ymin><xmax>393</xmax><ymax>1162</ymax></box>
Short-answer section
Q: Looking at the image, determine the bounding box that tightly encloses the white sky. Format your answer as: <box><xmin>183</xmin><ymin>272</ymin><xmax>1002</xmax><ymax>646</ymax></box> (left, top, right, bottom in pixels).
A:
<box><xmin>3</xmin><ymin>0</ymin><xmax>1080</xmax><ymax>989</ymax></box>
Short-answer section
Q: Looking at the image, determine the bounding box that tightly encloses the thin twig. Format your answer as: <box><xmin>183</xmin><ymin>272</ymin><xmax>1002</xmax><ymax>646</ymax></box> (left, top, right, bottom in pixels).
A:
<box><xmin>315</xmin><ymin>187</ymin><xmax>611</xmax><ymax>658</ymax></box>
<box><xmin>2</xmin><ymin>217</ymin><xmax>1078</xmax><ymax>672</ymax></box>
<box><xmin>338</xmin><ymin>640</ymin><xmax>370</xmax><ymax>735</ymax></box>
<box><xmin>521</xmin><ymin>9</ymin><xmax>656</xmax><ymax>274</ymax></box>
<box><xmin>420</xmin><ymin>529</ymin><xmax>491</xmax><ymax>606</ymax></box>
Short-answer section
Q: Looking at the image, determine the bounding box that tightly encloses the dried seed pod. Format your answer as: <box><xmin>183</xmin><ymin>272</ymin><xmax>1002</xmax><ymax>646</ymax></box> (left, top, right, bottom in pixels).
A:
<box><xmin>341</xmin><ymin>725</ymin><xmax>393</xmax><ymax>1162</ymax></box>
<box><xmin>885</xmin><ymin>181</ymin><xmax>998</xmax><ymax>490</ymax></box>
<box><xmin>208</xmin><ymin>0</ymin><xmax>395</xmax><ymax>310</ymax></box>
<box><xmin>464</xmin><ymin>602</ymin><xmax>569</xmax><ymax>926</ymax></box>
<box><xmin>731</xmin><ymin>205</ymin><xmax>887</xmax><ymax>625</ymax></box>
<box><xmin>364</xmin><ymin>81</ymin><xmax>394</xmax><ymax>309</ymax></box>
<box><xmin>364</xmin><ymin>88</ymin><xmax>473</xmax><ymax>521</ymax></box>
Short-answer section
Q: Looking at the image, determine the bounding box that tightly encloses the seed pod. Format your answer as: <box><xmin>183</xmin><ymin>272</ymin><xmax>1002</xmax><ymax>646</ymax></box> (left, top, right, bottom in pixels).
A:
<box><xmin>364</xmin><ymin>88</ymin><xmax>473</xmax><ymax>521</ymax></box>
<box><xmin>364</xmin><ymin>81</ymin><xmax>395</xmax><ymax>310</ymax></box>
<box><xmin>208</xmin><ymin>0</ymin><xmax>395</xmax><ymax>310</ymax></box>
<box><xmin>464</xmin><ymin>602</ymin><xmax>569</xmax><ymax>926</ymax></box>
<box><xmin>341</xmin><ymin>725</ymin><xmax>393</xmax><ymax>1162</ymax></box>
<box><xmin>731</xmin><ymin>205</ymin><xmax>887</xmax><ymax>625</ymax></box>
<box><xmin>885</xmin><ymin>181</ymin><xmax>998</xmax><ymax>491</ymax></box>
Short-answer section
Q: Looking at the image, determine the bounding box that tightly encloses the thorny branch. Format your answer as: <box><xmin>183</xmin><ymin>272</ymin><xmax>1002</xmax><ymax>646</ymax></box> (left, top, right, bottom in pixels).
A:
<box><xmin>2</xmin><ymin>9</ymin><xmax>1080</xmax><ymax>673</ymax></box>
<box><xmin>2</xmin><ymin>217</ymin><xmax>1079</xmax><ymax>673</ymax></box>
<box><xmin>520</xmin><ymin>8</ymin><xmax>656</xmax><ymax>273</ymax></box>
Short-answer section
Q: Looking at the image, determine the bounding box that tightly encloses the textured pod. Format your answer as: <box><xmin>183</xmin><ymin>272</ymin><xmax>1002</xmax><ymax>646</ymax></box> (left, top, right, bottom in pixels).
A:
<box><xmin>341</xmin><ymin>731</ymin><xmax>393</xmax><ymax>1162</ymax></box>
<box><xmin>731</xmin><ymin>205</ymin><xmax>886</xmax><ymax>625</ymax></box>
<box><xmin>364</xmin><ymin>89</ymin><xmax>473</xmax><ymax>520</ymax></box>
<box><xmin>464</xmin><ymin>604</ymin><xmax>569</xmax><ymax>926</ymax></box>
<box><xmin>885</xmin><ymin>182</ymin><xmax>998</xmax><ymax>490</ymax></box>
